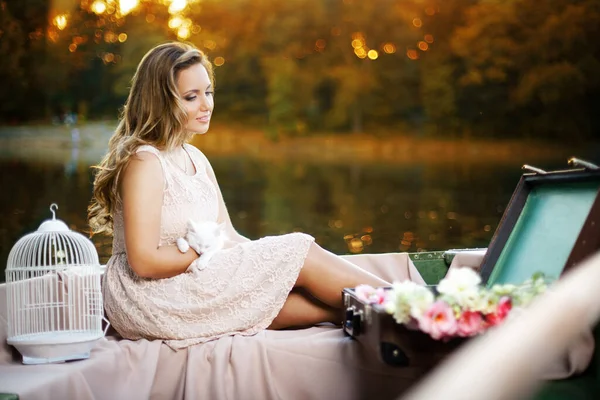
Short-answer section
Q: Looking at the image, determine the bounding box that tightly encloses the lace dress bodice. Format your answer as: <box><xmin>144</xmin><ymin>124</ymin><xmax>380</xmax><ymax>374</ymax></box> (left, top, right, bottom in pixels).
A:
<box><xmin>111</xmin><ymin>144</ymin><xmax>219</xmax><ymax>255</ymax></box>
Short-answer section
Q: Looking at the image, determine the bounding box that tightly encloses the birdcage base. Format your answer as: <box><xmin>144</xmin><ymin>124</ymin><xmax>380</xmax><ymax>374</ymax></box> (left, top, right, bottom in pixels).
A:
<box><xmin>8</xmin><ymin>331</ymin><xmax>104</xmax><ymax>365</ymax></box>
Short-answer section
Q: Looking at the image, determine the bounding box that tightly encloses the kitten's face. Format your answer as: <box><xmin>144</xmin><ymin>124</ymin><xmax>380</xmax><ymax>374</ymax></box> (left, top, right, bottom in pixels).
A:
<box><xmin>187</xmin><ymin>221</ymin><xmax>225</xmax><ymax>251</ymax></box>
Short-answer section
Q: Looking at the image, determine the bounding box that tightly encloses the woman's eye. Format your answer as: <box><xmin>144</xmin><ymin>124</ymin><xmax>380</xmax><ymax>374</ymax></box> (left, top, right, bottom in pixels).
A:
<box><xmin>206</xmin><ymin>91</ymin><xmax>214</xmax><ymax>97</ymax></box>
<box><xmin>185</xmin><ymin>96</ymin><xmax>197</xmax><ymax>101</ymax></box>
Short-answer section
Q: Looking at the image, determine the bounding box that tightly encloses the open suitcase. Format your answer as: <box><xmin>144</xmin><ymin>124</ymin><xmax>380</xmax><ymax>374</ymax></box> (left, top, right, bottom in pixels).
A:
<box><xmin>343</xmin><ymin>158</ymin><xmax>600</xmax><ymax>370</ymax></box>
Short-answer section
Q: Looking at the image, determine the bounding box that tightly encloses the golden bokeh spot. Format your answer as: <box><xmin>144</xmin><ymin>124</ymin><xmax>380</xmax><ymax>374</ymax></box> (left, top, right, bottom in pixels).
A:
<box><xmin>104</xmin><ymin>31</ymin><xmax>117</xmax><ymax>43</ymax></box>
<box><xmin>192</xmin><ymin>25</ymin><xmax>201</xmax><ymax>34</ymax></box>
<box><xmin>118</xmin><ymin>33</ymin><xmax>127</xmax><ymax>42</ymax></box>
<box><xmin>343</xmin><ymin>234</ymin><xmax>354</xmax><ymax>241</ymax></box>
<box><xmin>354</xmin><ymin>47</ymin><xmax>366</xmax><ymax>58</ymax></box>
<box><xmin>424</xmin><ymin>34</ymin><xmax>434</xmax><ymax>43</ymax></box>
<box><xmin>367</xmin><ymin>49</ymin><xmax>378</xmax><ymax>60</ymax></box>
<box><xmin>418</xmin><ymin>41</ymin><xmax>429</xmax><ymax>51</ymax></box>
<box><xmin>54</xmin><ymin>14</ymin><xmax>68</xmax><ymax>30</ymax></box>
<box><xmin>315</xmin><ymin>39</ymin><xmax>326</xmax><ymax>49</ymax></box>
<box><xmin>177</xmin><ymin>26</ymin><xmax>190</xmax><ymax>39</ymax></box>
<box><xmin>360</xmin><ymin>235</ymin><xmax>372</xmax><ymax>245</ymax></box>
<box><xmin>145</xmin><ymin>14</ymin><xmax>155</xmax><ymax>23</ymax></box>
<box><xmin>73</xmin><ymin>36</ymin><xmax>84</xmax><ymax>44</ymax></box>
<box><xmin>425</xmin><ymin>6</ymin><xmax>436</xmax><ymax>16</ymax></box>
<box><xmin>119</xmin><ymin>0</ymin><xmax>139</xmax><ymax>16</ymax></box>
<box><xmin>169</xmin><ymin>0</ymin><xmax>188</xmax><ymax>14</ymax></box>
<box><xmin>484</xmin><ymin>225</ymin><xmax>492</xmax><ymax>232</ymax></box>
<box><xmin>214</xmin><ymin>56</ymin><xmax>225</xmax><ymax>66</ymax></box>
<box><xmin>204</xmin><ymin>39</ymin><xmax>217</xmax><ymax>50</ymax></box>
<box><xmin>103</xmin><ymin>53</ymin><xmax>115</xmax><ymax>63</ymax></box>
<box><xmin>348</xmin><ymin>238</ymin><xmax>363</xmax><ymax>254</ymax></box>
<box><xmin>168</xmin><ymin>16</ymin><xmax>183</xmax><ymax>29</ymax></box>
<box><xmin>68</xmin><ymin>43</ymin><xmax>77</xmax><ymax>53</ymax></box>
<box><xmin>91</xmin><ymin>0</ymin><xmax>107</xmax><ymax>15</ymax></box>
<box><xmin>383</xmin><ymin>43</ymin><xmax>396</xmax><ymax>54</ymax></box>
<box><xmin>363</xmin><ymin>226</ymin><xmax>373</xmax><ymax>233</ymax></box>
<box><xmin>351</xmin><ymin>39</ymin><xmax>363</xmax><ymax>49</ymax></box>
<box><xmin>412</xmin><ymin>18</ymin><xmax>422</xmax><ymax>28</ymax></box>
<box><xmin>351</xmin><ymin>32</ymin><xmax>364</xmax><ymax>40</ymax></box>
<box><xmin>407</xmin><ymin>49</ymin><xmax>419</xmax><ymax>60</ymax></box>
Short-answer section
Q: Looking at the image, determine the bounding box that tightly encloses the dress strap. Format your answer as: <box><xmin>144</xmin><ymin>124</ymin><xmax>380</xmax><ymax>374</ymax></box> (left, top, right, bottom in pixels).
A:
<box><xmin>183</xmin><ymin>143</ymin><xmax>208</xmax><ymax>175</ymax></box>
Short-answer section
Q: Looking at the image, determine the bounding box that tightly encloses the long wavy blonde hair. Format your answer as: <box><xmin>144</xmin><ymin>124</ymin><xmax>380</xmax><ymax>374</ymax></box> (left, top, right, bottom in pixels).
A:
<box><xmin>88</xmin><ymin>42</ymin><xmax>214</xmax><ymax>235</ymax></box>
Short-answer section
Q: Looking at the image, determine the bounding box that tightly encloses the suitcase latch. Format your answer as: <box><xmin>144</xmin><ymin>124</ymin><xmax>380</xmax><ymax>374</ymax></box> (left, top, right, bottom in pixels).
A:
<box><xmin>344</xmin><ymin>306</ymin><xmax>363</xmax><ymax>337</ymax></box>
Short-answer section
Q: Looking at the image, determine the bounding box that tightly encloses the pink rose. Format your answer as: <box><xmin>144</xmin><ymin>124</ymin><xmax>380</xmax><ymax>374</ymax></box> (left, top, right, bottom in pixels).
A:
<box><xmin>418</xmin><ymin>301</ymin><xmax>458</xmax><ymax>340</ymax></box>
<box><xmin>457</xmin><ymin>311</ymin><xmax>484</xmax><ymax>337</ymax></box>
<box><xmin>486</xmin><ymin>296</ymin><xmax>512</xmax><ymax>326</ymax></box>
<box><xmin>355</xmin><ymin>284</ymin><xmax>388</xmax><ymax>305</ymax></box>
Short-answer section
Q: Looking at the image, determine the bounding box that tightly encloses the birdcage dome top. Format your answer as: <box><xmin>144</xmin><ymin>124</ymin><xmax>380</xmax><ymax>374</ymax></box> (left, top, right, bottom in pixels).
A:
<box><xmin>6</xmin><ymin>204</ymin><xmax>100</xmax><ymax>271</ymax></box>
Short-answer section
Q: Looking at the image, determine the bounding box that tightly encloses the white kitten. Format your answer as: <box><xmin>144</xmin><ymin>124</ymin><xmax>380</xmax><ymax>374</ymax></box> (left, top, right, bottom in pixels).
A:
<box><xmin>177</xmin><ymin>220</ymin><xmax>226</xmax><ymax>270</ymax></box>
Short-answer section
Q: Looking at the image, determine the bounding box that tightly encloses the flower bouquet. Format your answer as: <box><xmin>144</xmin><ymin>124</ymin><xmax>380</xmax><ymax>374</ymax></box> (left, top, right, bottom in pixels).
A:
<box><xmin>344</xmin><ymin>267</ymin><xmax>550</xmax><ymax>368</ymax></box>
<box><xmin>354</xmin><ymin>267</ymin><xmax>549</xmax><ymax>342</ymax></box>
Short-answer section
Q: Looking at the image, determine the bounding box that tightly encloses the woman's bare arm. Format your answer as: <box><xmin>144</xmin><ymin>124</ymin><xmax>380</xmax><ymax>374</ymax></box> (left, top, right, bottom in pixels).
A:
<box><xmin>121</xmin><ymin>151</ymin><xmax>199</xmax><ymax>279</ymax></box>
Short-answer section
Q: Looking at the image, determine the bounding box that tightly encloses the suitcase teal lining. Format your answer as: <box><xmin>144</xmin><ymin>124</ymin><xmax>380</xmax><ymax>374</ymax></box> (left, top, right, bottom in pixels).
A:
<box><xmin>487</xmin><ymin>181</ymin><xmax>599</xmax><ymax>286</ymax></box>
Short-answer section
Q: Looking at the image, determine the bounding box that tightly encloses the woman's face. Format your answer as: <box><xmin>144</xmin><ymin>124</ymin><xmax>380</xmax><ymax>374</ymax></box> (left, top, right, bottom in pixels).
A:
<box><xmin>176</xmin><ymin>63</ymin><xmax>214</xmax><ymax>134</ymax></box>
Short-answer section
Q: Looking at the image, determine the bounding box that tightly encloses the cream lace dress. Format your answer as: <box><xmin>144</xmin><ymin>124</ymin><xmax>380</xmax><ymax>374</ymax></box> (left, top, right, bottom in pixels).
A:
<box><xmin>102</xmin><ymin>144</ymin><xmax>314</xmax><ymax>349</ymax></box>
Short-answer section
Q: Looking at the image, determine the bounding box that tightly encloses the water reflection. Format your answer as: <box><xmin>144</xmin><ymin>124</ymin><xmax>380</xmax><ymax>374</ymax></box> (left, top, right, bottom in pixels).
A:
<box><xmin>0</xmin><ymin>125</ymin><xmax>584</xmax><ymax>282</ymax></box>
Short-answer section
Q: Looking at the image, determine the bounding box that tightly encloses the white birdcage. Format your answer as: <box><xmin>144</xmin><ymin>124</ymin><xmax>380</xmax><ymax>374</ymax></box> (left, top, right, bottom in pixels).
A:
<box><xmin>5</xmin><ymin>203</ymin><xmax>108</xmax><ymax>364</ymax></box>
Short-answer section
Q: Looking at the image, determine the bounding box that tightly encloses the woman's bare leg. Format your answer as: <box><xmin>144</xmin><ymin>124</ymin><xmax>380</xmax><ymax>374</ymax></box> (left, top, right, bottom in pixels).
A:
<box><xmin>269</xmin><ymin>290</ymin><xmax>339</xmax><ymax>329</ymax></box>
<box><xmin>295</xmin><ymin>242</ymin><xmax>391</xmax><ymax>309</ymax></box>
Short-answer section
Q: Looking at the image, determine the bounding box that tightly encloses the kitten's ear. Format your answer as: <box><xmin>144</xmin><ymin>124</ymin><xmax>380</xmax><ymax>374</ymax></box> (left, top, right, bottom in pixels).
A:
<box><xmin>187</xmin><ymin>220</ymin><xmax>198</xmax><ymax>232</ymax></box>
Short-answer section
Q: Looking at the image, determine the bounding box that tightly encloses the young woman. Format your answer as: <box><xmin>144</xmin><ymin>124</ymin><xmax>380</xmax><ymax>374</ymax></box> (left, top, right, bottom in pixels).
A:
<box><xmin>88</xmin><ymin>42</ymin><xmax>391</xmax><ymax>349</ymax></box>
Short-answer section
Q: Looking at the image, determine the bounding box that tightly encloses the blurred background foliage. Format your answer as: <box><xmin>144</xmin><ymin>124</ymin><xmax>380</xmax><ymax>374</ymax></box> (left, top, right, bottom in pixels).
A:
<box><xmin>1</xmin><ymin>0</ymin><xmax>599</xmax><ymax>140</ymax></box>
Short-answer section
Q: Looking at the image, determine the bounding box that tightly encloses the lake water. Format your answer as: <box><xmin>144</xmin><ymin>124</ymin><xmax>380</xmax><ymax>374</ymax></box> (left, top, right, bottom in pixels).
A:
<box><xmin>0</xmin><ymin>123</ymin><xmax>594</xmax><ymax>280</ymax></box>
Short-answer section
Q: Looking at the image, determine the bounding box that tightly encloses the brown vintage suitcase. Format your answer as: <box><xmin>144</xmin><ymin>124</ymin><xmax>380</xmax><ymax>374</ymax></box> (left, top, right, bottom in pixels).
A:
<box><xmin>343</xmin><ymin>158</ymin><xmax>600</xmax><ymax>368</ymax></box>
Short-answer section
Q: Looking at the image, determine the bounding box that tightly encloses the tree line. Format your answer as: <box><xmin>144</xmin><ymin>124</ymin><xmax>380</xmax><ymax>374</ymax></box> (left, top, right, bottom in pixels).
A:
<box><xmin>1</xmin><ymin>0</ymin><xmax>598</xmax><ymax>140</ymax></box>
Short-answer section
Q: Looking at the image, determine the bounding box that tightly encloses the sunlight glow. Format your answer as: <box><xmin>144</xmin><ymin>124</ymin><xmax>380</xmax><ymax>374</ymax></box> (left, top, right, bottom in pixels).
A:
<box><xmin>177</xmin><ymin>26</ymin><xmax>190</xmax><ymax>39</ymax></box>
<box><xmin>168</xmin><ymin>0</ymin><xmax>188</xmax><ymax>14</ymax></box>
<box><xmin>119</xmin><ymin>0</ymin><xmax>139</xmax><ymax>16</ymax></box>
<box><xmin>53</xmin><ymin>14</ymin><xmax>68</xmax><ymax>30</ymax></box>
<box><xmin>91</xmin><ymin>1</ymin><xmax>107</xmax><ymax>15</ymax></box>
<box><xmin>168</xmin><ymin>16</ymin><xmax>183</xmax><ymax>28</ymax></box>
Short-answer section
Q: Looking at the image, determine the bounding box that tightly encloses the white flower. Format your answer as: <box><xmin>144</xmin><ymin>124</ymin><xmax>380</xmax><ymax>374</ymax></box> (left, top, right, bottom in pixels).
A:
<box><xmin>437</xmin><ymin>267</ymin><xmax>482</xmax><ymax>307</ymax></box>
<box><xmin>387</xmin><ymin>281</ymin><xmax>434</xmax><ymax>324</ymax></box>
<box><xmin>466</xmin><ymin>291</ymin><xmax>497</xmax><ymax>314</ymax></box>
